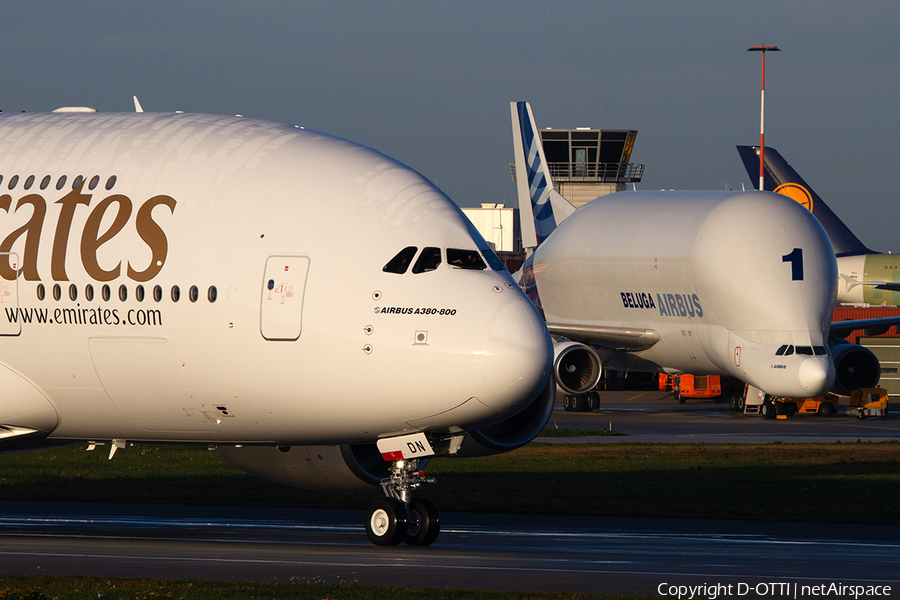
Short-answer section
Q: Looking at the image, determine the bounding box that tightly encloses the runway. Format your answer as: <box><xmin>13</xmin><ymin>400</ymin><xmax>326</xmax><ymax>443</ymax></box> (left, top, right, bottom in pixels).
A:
<box><xmin>0</xmin><ymin>501</ymin><xmax>898</xmax><ymax>596</ymax></box>
<box><xmin>2</xmin><ymin>392</ymin><xmax>899</xmax><ymax>596</ymax></box>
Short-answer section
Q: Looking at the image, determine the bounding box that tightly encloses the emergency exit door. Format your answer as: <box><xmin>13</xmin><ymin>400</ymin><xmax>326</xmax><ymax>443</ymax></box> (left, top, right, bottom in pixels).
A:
<box><xmin>260</xmin><ymin>255</ymin><xmax>310</xmax><ymax>341</ymax></box>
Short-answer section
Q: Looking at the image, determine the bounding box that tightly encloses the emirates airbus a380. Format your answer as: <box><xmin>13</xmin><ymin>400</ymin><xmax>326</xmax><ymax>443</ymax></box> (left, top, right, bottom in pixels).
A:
<box><xmin>0</xmin><ymin>107</ymin><xmax>554</xmax><ymax>546</ymax></box>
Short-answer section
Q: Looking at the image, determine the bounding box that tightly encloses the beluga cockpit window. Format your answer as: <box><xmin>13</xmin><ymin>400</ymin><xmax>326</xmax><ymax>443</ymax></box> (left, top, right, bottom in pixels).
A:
<box><xmin>447</xmin><ymin>249</ymin><xmax>487</xmax><ymax>270</ymax></box>
<box><xmin>383</xmin><ymin>246</ymin><xmax>418</xmax><ymax>274</ymax></box>
<box><xmin>412</xmin><ymin>247</ymin><xmax>442</xmax><ymax>274</ymax></box>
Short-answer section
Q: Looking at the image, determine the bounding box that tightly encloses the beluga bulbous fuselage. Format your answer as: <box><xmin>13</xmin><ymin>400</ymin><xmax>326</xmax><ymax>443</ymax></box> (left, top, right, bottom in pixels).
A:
<box><xmin>523</xmin><ymin>189</ymin><xmax>838</xmax><ymax>398</ymax></box>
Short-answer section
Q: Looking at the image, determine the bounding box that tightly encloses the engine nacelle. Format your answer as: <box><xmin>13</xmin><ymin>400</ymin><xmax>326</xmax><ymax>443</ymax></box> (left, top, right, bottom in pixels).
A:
<box><xmin>829</xmin><ymin>341</ymin><xmax>881</xmax><ymax>396</ymax></box>
<box><xmin>553</xmin><ymin>341</ymin><xmax>602</xmax><ymax>395</ymax></box>
<box><xmin>457</xmin><ymin>375</ymin><xmax>556</xmax><ymax>457</ymax></box>
<box><xmin>218</xmin><ymin>443</ymin><xmax>388</xmax><ymax>492</ymax></box>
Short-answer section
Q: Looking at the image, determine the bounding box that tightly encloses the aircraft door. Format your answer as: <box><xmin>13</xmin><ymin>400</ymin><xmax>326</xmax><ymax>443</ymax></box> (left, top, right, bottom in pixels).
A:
<box><xmin>0</xmin><ymin>253</ymin><xmax>20</xmax><ymax>336</ymax></box>
<box><xmin>260</xmin><ymin>255</ymin><xmax>310</xmax><ymax>341</ymax></box>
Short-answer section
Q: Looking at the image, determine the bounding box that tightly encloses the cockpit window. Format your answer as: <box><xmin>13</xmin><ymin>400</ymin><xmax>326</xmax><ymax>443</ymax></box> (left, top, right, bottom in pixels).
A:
<box><xmin>412</xmin><ymin>247</ymin><xmax>442</xmax><ymax>274</ymax></box>
<box><xmin>383</xmin><ymin>246</ymin><xmax>418</xmax><ymax>274</ymax></box>
<box><xmin>447</xmin><ymin>248</ymin><xmax>487</xmax><ymax>270</ymax></box>
<box><xmin>776</xmin><ymin>345</ymin><xmax>788</xmax><ymax>356</ymax></box>
<box><xmin>814</xmin><ymin>346</ymin><xmax>827</xmax><ymax>356</ymax></box>
<box><xmin>796</xmin><ymin>346</ymin><xmax>814</xmax><ymax>356</ymax></box>
<box><xmin>482</xmin><ymin>247</ymin><xmax>506</xmax><ymax>271</ymax></box>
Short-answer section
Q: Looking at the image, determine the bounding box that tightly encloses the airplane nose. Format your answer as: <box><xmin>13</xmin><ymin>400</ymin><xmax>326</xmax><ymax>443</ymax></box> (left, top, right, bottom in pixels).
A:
<box><xmin>479</xmin><ymin>296</ymin><xmax>552</xmax><ymax>411</ymax></box>
<box><xmin>799</xmin><ymin>356</ymin><xmax>835</xmax><ymax>397</ymax></box>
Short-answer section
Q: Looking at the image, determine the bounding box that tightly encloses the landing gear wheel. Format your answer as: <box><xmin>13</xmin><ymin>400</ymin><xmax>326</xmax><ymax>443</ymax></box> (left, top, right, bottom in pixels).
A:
<box><xmin>817</xmin><ymin>402</ymin><xmax>835</xmax><ymax>417</ymax></box>
<box><xmin>366</xmin><ymin>497</ymin><xmax>408</xmax><ymax>546</ymax></box>
<box><xmin>563</xmin><ymin>395</ymin><xmax>574</xmax><ymax>411</ymax></box>
<box><xmin>729</xmin><ymin>395</ymin><xmax>739</xmax><ymax>412</ymax></box>
<box><xmin>404</xmin><ymin>497</ymin><xmax>441</xmax><ymax>546</ymax></box>
<box><xmin>572</xmin><ymin>394</ymin><xmax>588</xmax><ymax>412</ymax></box>
<box><xmin>761</xmin><ymin>401</ymin><xmax>776</xmax><ymax>420</ymax></box>
<box><xmin>586</xmin><ymin>391</ymin><xmax>601</xmax><ymax>412</ymax></box>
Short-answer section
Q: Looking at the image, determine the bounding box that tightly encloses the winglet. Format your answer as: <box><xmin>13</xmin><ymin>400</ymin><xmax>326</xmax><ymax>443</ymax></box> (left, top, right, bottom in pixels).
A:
<box><xmin>511</xmin><ymin>102</ymin><xmax>576</xmax><ymax>251</ymax></box>
<box><xmin>736</xmin><ymin>145</ymin><xmax>873</xmax><ymax>257</ymax></box>
<box><xmin>133</xmin><ymin>96</ymin><xmax>144</xmax><ymax>113</ymax></box>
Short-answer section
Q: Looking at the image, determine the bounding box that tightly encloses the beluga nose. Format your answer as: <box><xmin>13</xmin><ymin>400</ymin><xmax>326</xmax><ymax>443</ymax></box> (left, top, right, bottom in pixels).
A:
<box><xmin>479</xmin><ymin>295</ymin><xmax>552</xmax><ymax>412</ymax></box>
<box><xmin>799</xmin><ymin>356</ymin><xmax>834</xmax><ymax>397</ymax></box>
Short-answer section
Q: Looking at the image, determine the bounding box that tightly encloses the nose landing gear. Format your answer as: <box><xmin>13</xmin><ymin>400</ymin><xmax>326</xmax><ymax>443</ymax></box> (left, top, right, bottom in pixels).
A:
<box><xmin>364</xmin><ymin>458</ymin><xmax>441</xmax><ymax>546</ymax></box>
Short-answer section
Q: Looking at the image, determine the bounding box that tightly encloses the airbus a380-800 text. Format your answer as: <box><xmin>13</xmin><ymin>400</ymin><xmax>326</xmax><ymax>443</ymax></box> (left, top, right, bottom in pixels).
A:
<box><xmin>0</xmin><ymin>108</ymin><xmax>555</xmax><ymax>546</ymax></box>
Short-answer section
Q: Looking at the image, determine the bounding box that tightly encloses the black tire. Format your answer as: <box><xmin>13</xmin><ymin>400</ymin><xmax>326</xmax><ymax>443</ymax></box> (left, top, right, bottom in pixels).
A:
<box><xmin>572</xmin><ymin>394</ymin><xmax>588</xmax><ymax>412</ymax></box>
<box><xmin>761</xmin><ymin>401</ymin><xmax>776</xmax><ymax>420</ymax></box>
<box><xmin>586</xmin><ymin>391</ymin><xmax>601</xmax><ymax>411</ymax></box>
<box><xmin>817</xmin><ymin>402</ymin><xmax>835</xmax><ymax>417</ymax></box>
<box><xmin>729</xmin><ymin>394</ymin><xmax>739</xmax><ymax>412</ymax></box>
<box><xmin>404</xmin><ymin>497</ymin><xmax>441</xmax><ymax>547</ymax></box>
<box><xmin>365</xmin><ymin>498</ymin><xmax>408</xmax><ymax>546</ymax></box>
<box><xmin>563</xmin><ymin>395</ymin><xmax>574</xmax><ymax>412</ymax></box>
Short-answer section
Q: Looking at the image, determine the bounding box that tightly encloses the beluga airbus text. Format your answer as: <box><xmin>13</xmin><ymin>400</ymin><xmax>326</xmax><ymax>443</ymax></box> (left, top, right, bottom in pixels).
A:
<box><xmin>511</xmin><ymin>101</ymin><xmax>879</xmax><ymax>406</ymax></box>
<box><xmin>0</xmin><ymin>108</ymin><xmax>554</xmax><ymax>546</ymax></box>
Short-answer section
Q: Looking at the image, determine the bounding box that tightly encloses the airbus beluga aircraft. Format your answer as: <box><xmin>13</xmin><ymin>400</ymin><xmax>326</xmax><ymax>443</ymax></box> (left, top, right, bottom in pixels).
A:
<box><xmin>511</xmin><ymin>101</ymin><xmax>884</xmax><ymax>407</ymax></box>
<box><xmin>0</xmin><ymin>109</ymin><xmax>554</xmax><ymax>547</ymax></box>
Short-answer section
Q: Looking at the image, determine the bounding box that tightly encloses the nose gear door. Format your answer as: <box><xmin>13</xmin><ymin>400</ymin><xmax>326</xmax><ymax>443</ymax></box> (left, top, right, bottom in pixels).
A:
<box><xmin>260</xmin><ymin>255</ymin><xmax>310</xmax><ymax>341</ymax></box>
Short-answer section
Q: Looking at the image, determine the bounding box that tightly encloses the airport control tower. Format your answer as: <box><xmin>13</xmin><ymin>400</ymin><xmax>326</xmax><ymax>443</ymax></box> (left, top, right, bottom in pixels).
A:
<box><xmin>511</xmin><ymin>127</ymin><xmax>644</xmax><ymax>208</ymax></box>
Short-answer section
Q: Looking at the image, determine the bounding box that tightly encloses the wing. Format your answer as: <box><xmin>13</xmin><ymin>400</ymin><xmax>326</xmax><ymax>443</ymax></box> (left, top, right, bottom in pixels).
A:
<box><xmin>547</xmin><ymin>322</ymin><xmax>660</xmax><ymax>351</ymax></box>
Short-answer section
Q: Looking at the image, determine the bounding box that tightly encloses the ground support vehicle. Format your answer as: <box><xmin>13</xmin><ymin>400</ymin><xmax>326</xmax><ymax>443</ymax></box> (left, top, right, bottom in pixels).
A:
<box><xmin>736</xmin><ymin>384</ymin><xmax>839</xmax><ymax>419</ymax></box>
<box><xmin>660</xmin><ymin>374</ymin><xmax>722</xmax><ymax>404</ymax></box>
<box><xmin>847</xmin><ymin>388</ymin><xmax>889</xmax><ymax>419</ymax></box>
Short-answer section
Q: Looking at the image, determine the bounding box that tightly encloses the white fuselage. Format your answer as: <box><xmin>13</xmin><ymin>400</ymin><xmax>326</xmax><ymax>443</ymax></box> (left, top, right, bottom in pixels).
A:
<box><xmin>0</xmin><ymin>112</ymin><xmax>552</xmax><ymax>445</ymax></box>
<box><xmin>525</xmin><ymin>190</ymin><xmax>838</xmax><ymax>398</ymax></box>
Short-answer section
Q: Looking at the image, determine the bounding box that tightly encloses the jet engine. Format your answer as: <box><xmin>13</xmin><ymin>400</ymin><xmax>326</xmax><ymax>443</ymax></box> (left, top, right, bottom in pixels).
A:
<box><xmin>829</xmin><ymin>341</ymin><xmax>881</xmax><ymax>395</ymax></box>
<box><xmin>552</xmin><ymin>341</ymin><xmax>602</xmax><ymax>395</ymax></box>
<box><xmin>219</xmin><ymin>376</ymin><xmax>557</xmax><ymax>489</ymax></box>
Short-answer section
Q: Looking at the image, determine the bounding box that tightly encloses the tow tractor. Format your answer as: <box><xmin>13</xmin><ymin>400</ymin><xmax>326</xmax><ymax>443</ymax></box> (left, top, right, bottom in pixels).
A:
<box><xmin>847</xmin><ymin>388</ymin><xmax>889</xmax><ymax>419</ymax></box>
<box><xmin>736</xmin><ymin>385</ymin><xmax>889</xmax><ymax>419</ymax></box>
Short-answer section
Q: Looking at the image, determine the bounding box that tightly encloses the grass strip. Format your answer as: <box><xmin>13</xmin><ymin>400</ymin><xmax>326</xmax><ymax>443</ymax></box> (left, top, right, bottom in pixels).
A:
<box><xmin>0</xmin><ymin>575</ymin><xmax>655</xmax><ymax>600</ymax></box>
<box><xmin>0</xmin><ymin>442</ymin><xmax>899</xmax><ymax>524</ymax></box>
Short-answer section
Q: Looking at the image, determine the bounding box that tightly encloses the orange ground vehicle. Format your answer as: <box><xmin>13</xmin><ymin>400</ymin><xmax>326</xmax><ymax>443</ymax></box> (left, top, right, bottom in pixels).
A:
<box><xmin>847</xmin><ymin>388</ymin><xmax>889</xmax><ymax>419</ymax></box>
<box><xmin>659</xmin><ymin>374</ymin><xmax>722</xmax><ymax>403</ymax></box>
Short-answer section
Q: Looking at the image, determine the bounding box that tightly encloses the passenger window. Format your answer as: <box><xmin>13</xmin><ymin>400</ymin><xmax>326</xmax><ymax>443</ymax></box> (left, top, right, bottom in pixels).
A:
<box><xmin>447</xmin><ymin>249</ymin><xmax>487</xmax><ymax>270</ymax></box>
<box><xmin>796</xmin><ymin>346</ymin><xmax>813</xmax><ymax>356</ymax></box>
<box><xmin>412</xmin><ymin>247</ymin><xmax>442</xmax><ymax>274</ymax></box>
<box><xmin>85</xmin><ymin>284</ymin><xmax>94</xmax><ymax>302</ymax></box>
<box><xmin>383</xmin><ymin>246</ymin><xmax>418</xmax><ymax>274</ymax></box>
<box><xmin>482</xmin><ymin>247</ymin><xmax>506</xmax><ymax>271</ymax></box>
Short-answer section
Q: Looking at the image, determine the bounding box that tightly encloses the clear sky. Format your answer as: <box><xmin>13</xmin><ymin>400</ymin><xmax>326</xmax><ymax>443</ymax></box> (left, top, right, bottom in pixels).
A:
<box><xmin>2</xmin><ymin>1</ymin><xmax>898</xmax><ymax>250</ymax></box>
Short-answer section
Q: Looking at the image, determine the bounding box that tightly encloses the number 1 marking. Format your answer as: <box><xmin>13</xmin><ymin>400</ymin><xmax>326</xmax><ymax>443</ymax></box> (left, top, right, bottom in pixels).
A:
<box><xmin>782</xmin><ymin>248</ymin><xmax>803</xmax><ymax>281</ymax></box>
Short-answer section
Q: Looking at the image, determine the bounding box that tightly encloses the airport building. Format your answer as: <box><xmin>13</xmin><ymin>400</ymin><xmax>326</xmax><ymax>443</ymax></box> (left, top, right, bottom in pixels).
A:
<box><xmin>509</xmin><ymin>126</ymin><xmax>644</xmax><ymax>208</ymax></box>
<box><xmin>465</xmin><ymin>125</ymin><xmax>645</xmax><ymax>269</ymax></box>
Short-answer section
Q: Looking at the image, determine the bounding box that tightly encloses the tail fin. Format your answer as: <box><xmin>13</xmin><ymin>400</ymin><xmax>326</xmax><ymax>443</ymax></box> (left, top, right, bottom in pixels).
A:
<box><xmin>511</xmin><ymin>102</ymin><xmax>576</xmax><ymax>251</ymax></box>
<box><xmin>736</xmin><ymin>145</ymin><xmax>873</xmax><ymax>256</ymax></box>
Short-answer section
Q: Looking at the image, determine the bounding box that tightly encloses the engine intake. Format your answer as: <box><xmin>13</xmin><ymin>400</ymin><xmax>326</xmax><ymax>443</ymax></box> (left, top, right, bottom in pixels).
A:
<box><xmin>553</xmin><ymin>341</ymin><xmax>602</xmax><ymax>395</ymax></box>
<box><xmin>829</xmin><ymin>341</ymin><xmax>881</xmax><ymax>396</ymax></box>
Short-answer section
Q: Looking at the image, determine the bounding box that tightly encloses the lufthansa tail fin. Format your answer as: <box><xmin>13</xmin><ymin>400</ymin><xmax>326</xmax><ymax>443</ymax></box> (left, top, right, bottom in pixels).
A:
<box><xmin>736</xmin><ymin>145</ymin><xmax>873</xmax><ymax>257</ymax></box>
<box><xmin>511</xmin><ymin>102</ymin><xmax>576</xmax><ymax>251</ymax></box>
